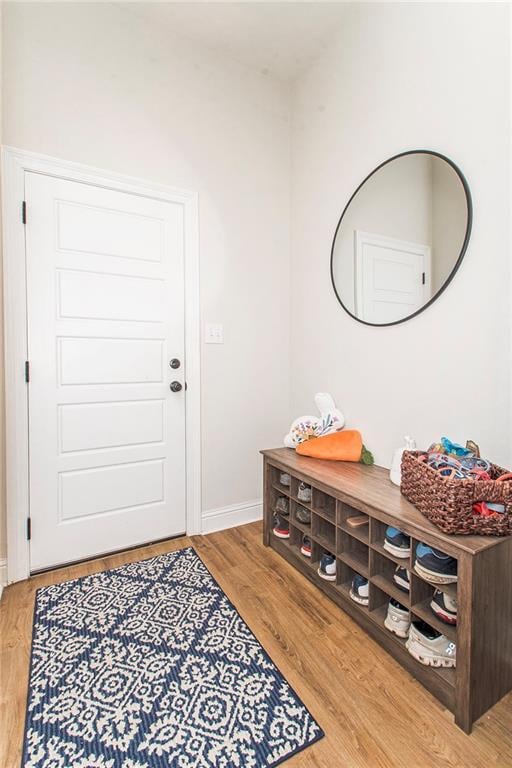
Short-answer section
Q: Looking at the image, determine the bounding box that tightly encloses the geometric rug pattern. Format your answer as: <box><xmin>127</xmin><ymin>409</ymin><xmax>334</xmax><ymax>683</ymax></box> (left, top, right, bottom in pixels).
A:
<box><xmin>23</xmin><ymin>546</ymin><xmax>323</xmax><ymax>767</ymax></box>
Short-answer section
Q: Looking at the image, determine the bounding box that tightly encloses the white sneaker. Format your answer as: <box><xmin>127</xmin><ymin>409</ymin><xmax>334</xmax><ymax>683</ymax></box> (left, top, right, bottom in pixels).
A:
<box><xmin>384</xmin><ymin>598</ymin><xmax>411</xmax><ymax>638</ymax></box>
<box><xmin>406</xmin><ymin>621</ymin><xmax>456</xmax><ymax>668</ymax></box>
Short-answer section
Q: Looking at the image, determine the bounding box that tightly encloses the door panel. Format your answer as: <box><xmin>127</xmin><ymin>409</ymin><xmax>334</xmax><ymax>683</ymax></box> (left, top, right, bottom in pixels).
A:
<box><xmin>59</xmin><ymin>400</ymin><xmax>165</xmax><ymax>453</ymax></box>
<box><xmin>57</xmin><ymin>200</ymin><xmax>164</xmax><ymax>262</ymax></box>
<box><xmin>58</xmin><ymin>337</ymin><xmax>164</xmax><ymax>385</ymax></box>
<box><xmin>57</xmin><ymin>270</ymin><xmax>165</xmax><ymax>323</ymax></box>
<box><xmin>26</xmin><ymin>172</ymin><xmax>186</xmax><ymax>571</ymax></box>
<box><xmin>59</xmin><ymin>460</ymin><xmax>165</xmax><ymax>522</ymax></box>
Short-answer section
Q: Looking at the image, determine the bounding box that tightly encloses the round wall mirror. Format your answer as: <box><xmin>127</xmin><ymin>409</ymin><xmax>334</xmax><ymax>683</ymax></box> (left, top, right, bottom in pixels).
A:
<box><xmin>330</xmin><ymin>150</ymin><xmax>472</xmax><ymax>326</ymax></box>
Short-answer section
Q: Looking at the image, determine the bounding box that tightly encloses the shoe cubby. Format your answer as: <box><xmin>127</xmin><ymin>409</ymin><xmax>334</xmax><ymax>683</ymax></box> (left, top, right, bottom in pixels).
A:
<box><xmin>369</xmin><ymin>549</ymin><xmax>411</xmax><ymax>608</ymax></box>
<box><xmin>311</xmin><ymin>487</ymin><xmax>336</xmax><ymax>522</ymax></box>
<box><xmin>269</xmin><ymin>486</ymin><xmax>290</xmax><ymax>517</ymax></box>
<box><xmin>369</xmin><ymin>518</ymin><xmax>413</xmax><ymax>567</ymax></box>
<box><xmin>270</xmin><ymin>465</ymin><xmax>292</xmax><ymax>495</ymax></box>
<box><xmin>409</xmin><ymin>536</ymin><xmax>458</xmax><ymax>601</ymax></box>
<box><xmin>368</xmin><ymin>584</ymin><xmax>404</xmax><ymax>641</ymax></box>
<box><xmin>286</xmin><ymin>521</ymin><xmax>302</xmax><ymax>549</ymax></box>
<box><xmin>409</xmin><ymin>574</ymin><xmax>457</xmax><ymax>644</ymax></box>
<box><xmin>290</xmin><ymin>500</ymin><xmax>311</xmax><ymax>533</ymax></box>
<box><xmin>289</xmin><ymin>477</ymin><xmax>312</xmax><ymax>506</ymax></box>
<box><xmin>337</xmin><ymin>530</ymin><xmax>369</xmax><ymax>578</ymax></box>
<box><xmin>337</xmin><ymin>501</ymin><xmax>370</xmax><ymax>544</ymax></box>
<box><xmin>311</xmin><ymin>513</ymin><xmax>336</xmax><ymax>552</ymax></box>
<box><xmin>336</xmin><ymin>559</ymin><xmax>369</xmax><ymax>613</ymax></box>
<box><xmin>281</xmin><ymin>520</ymin><xmax>317</xmax><ymax>571</ymax></box>
<box><xmin>308</xmin><ymin>538</ymin><xmax>323</xmax><ymax>570</ymax></box>
<box><xmin>263</xmin><ymin>449</ymin><xmax>512</xmax><ymax>733</ymax></box>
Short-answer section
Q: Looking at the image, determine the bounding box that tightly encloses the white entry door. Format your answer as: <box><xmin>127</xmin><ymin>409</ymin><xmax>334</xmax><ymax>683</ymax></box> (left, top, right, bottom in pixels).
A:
<box><xmin>25</xmin><ymin>172</ymin><xmax>186</xmax><ymax>571</ymax></box>
<box><xmin>355</xmin><ymin>230</ymin><xmax>431</xmax><ymax>324</ymax></box>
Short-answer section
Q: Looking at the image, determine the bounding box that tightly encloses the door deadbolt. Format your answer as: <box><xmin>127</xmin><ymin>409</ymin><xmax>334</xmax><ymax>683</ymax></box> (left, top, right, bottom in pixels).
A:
<box><xmin>170</xmin><ymin>381</ymin><xmax>183</xmax><ymax>392</ymax></box>
<box><xmin>169</xmin><ymin>358</ymin><xmax>181</xmax><ymax>369</ymax></box>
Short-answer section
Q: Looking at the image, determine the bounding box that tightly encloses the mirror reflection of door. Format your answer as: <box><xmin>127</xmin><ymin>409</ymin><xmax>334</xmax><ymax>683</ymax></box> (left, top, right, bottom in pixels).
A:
<box><xmin>354</xmin><ymin>230</ymin><xmax>431</xmax><ymax>324</ymax></box>
<box><xmin>331</xmin><ymin>151</ymin><xmax>471</xmax><ymax>326</ymax></box>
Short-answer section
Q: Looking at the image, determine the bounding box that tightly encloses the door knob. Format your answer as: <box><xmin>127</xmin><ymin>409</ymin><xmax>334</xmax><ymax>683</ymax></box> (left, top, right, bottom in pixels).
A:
<box><xmin>170</xmin><ymin>381</ymin><xmax>182</xmax><ymax>392</ymax></box>
<box><xmin>169</xmin><ymin>358</ymin><xmax>181</xmax><ymax>369</ymax></box>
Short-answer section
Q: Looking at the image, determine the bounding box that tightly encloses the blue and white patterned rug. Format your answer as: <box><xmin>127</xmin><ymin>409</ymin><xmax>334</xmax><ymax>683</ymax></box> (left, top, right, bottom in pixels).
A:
<box><xmin>23</xmin><ymin>546</ymin><xmax>323</xmax><ymax>767</ymax></box>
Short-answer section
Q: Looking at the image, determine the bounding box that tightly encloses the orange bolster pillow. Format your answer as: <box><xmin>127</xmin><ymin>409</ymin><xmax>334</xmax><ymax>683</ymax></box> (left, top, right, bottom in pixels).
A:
<box><xmin>296</xmin><ymin>430</ymin><xmax>363</xmax><ymax>462</ymax></box>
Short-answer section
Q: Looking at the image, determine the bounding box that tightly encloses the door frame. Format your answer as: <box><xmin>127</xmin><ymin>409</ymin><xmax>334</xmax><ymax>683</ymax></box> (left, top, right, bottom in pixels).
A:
<box><xmin>2</xmin><ymin>146</ymin><xmax>202</xmax><ymax>583</ymax></box>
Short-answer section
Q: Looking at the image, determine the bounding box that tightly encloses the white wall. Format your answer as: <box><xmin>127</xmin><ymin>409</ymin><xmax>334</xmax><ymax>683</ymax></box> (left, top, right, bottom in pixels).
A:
<box><xmin>290</xmin><ymin>2</ymin><xmax>511</xmax><ymax>468</ymax></box>
<box><xmin>1</xmin><ymin>2</ymin><xmax>291</xmax><ymax>548</ymax></box>
<box><xmin>431</xmin><ymin>158</ymin><xmax>468</xmax><ymax>293</ymax></box>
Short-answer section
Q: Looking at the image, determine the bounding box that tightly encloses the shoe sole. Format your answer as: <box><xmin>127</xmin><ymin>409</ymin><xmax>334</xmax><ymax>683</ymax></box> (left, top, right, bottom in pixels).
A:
<box><xmin>393</xmin><ymin>575</ymin><xmax>410</xmax><ymax>592</ymax></box>
<box><xmin>349</xmin><ymin>589</ymin><xmax>369</xmax><ymax>606</ymax></box>
<box><xmin>273</xmin><ymin>529</ymin><xmax>290</xmax><ymax>539</ymax></box>
<box><xmin>414</xmin><ymin>560</ymin><xmax>458</xmax><ymax>584</ymax></box>
<box><xmin>383</xmin><ymin>540</ymin><xmax>411</xmax><ymax>559</ymax></box>
<box><xmin>406</xmin><ymin>636</ymin><xmax>456</xmax><ymax>668</ymax></box>
<box><xmin>430</xmin><ymin>601</ymin><xmax>457</xmax><ymax>625</ymax></box>
<box><xmin>317</xmin><ymin>568</ymin><xmax>336</xmax><ymax>581</ymax></box>
<box><xmin>301</xmin><ymin>547</ymin><xmax>312</xmax><ymax>557</ymax></box>
<box><xmin>384</xmin><ymin>616</ymin><xmax>410</xmax><ymax>638</ymax></box>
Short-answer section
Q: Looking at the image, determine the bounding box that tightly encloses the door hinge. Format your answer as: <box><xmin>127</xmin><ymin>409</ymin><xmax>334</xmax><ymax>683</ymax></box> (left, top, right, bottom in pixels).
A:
<box><xmin>422</xmin><ymin>272</ymin><xmax>426</xmax><ymax>285</ymax></box>
<box><xmin>22</xmin><ymin>201</ymin><xmax>27</xmax><ymax>225</ymax></box>
<box><xmin>27</xmin><ymin>517</ymin><xmax>32</xmax><ymax>541</ymax></box>
<box><xmin>25</xmin><ymin>360</ymin><xmax>30</xmax><ymax>383</ymax></box>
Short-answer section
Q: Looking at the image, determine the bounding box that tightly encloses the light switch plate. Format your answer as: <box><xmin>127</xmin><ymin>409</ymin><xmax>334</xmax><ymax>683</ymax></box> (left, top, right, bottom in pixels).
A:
<box><xmin>204</xmin><ymin>322</ymin><xmax>223</xmax><ymax>344</ymax></box>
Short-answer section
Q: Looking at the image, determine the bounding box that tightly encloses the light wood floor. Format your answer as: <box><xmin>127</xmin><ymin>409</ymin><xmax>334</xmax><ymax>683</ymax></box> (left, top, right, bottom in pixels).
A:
<box><xmin>1</xmin><ymin>521</ymin><xmax>511</xmax><ymax>768</ymax></box>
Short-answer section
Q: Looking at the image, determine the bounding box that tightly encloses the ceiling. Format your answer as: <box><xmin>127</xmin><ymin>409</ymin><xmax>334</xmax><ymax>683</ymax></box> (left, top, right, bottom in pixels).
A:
<box><xmin>143</xmin><ymin>2</ymin><xmax>347</xmax><ymax>81</ymax></box>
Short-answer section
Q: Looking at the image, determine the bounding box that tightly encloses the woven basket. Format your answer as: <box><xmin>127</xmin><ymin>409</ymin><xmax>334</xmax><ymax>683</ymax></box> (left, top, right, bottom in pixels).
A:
<box><xmin>400</xmin><ymin>451</ymin><xmax>512</xmax><ymax>536</ymax></box>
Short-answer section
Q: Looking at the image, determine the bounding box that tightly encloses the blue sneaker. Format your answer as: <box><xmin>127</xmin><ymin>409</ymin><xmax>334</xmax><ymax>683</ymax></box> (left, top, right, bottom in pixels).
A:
<box><xmin>414</xmin><ymin>543</ymin><xmax>457</xmax><ymax>584</ymax></box>
<box><xmin>318</xmin><ymin>552</ymin><xmax>336</xmax><ymax>581</ymax></box>
<box><xmin>393</xmin><ymin>566</ymin><xmax>410</xmax><ymax>592</ymax></box>
<box><xmin>384</xmin><ymin>526</ymin><xmax>411</xmax><ymax>558</ymax></box>
<box><xmin>349</xmin><ymin>573</ymin><xmax>369</xmax><ymax>605</ymax></box>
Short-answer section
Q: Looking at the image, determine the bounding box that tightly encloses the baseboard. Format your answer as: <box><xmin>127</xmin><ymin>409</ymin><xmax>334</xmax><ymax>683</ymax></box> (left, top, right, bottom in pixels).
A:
<box><xmin>202</xmin><ymin>499</ymin><xmax>263</xmax><ymax>534</ymax></box>
<box><xmin>0</xmin><ymin>559</ymin><xmax>7</xmax><ymax>599</ymax></box>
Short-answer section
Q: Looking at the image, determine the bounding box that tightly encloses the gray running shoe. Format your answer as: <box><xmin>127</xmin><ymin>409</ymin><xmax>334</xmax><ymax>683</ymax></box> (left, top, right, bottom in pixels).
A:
<box><xmin>297</xmin><ymin>482</ymin><xmax>312</xmax><ymax>502</ymax></box>
<box><xmin>275</xmin><ymin>496</ymin><xmax>289</xmax><ymax>516</ymax></box>
<box><xmin>295</xmin><ymin>505</ymin><xmax>311</xmax><ymax>525</ymax></box>
<box><xmin>384</xmin><ymin>598</ymin><xmax>411</xmax><ymax>638</ymax></box>
<box><xmin>406</xmin><ymin>620</ymin><xmax>456</xmax><ymax>668</ymax></box>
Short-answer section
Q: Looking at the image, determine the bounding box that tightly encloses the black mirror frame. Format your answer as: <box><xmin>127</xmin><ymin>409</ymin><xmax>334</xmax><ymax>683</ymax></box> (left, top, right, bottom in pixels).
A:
<box><xmin>330</xmin><ymin>149</ymin><xmax>473</xmax><ymax>327</ymax></box>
